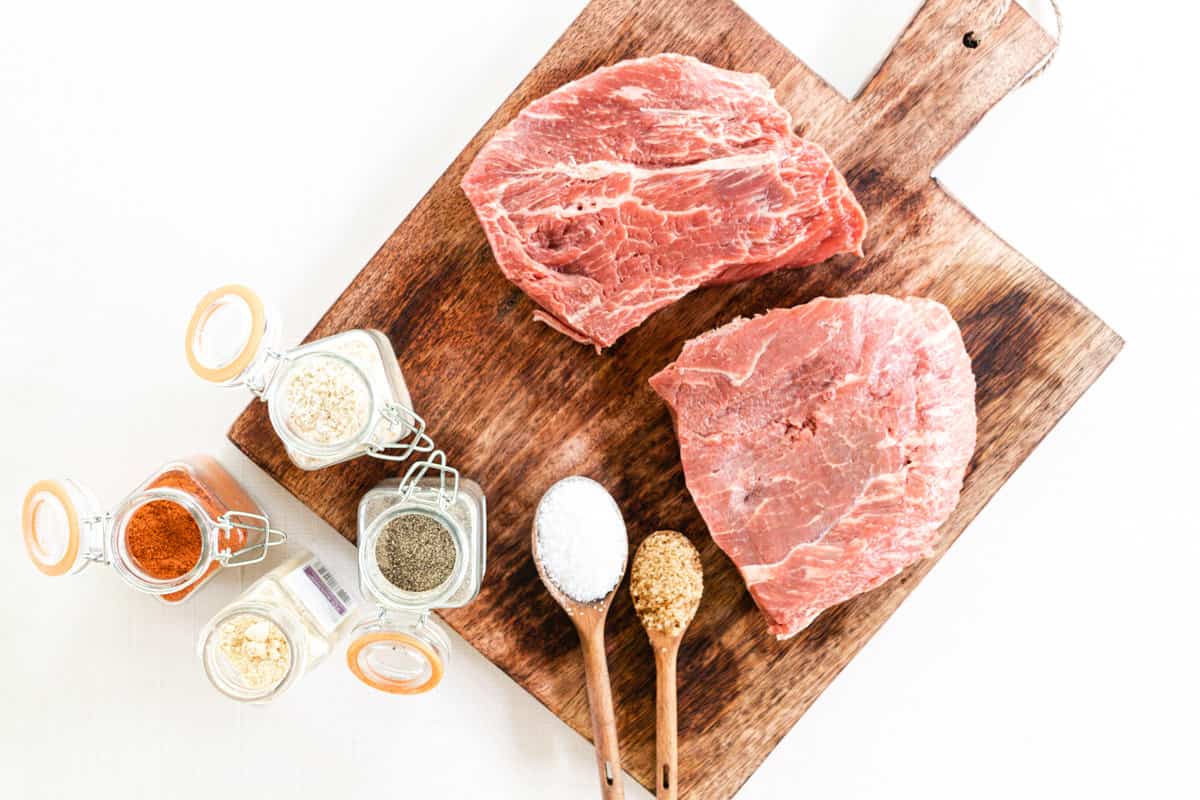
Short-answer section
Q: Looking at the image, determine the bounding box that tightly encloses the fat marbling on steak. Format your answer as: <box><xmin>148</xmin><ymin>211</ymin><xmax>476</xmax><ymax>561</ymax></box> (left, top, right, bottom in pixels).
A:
<box><xmin>649</xmin><ymin>295</ymin><xmax>976</xmax><ymax>638</ymax></box>
<box><xmin>461</xmin><ymin>53</ymin><xmax>867</xmax><ymax>349</ymax></box>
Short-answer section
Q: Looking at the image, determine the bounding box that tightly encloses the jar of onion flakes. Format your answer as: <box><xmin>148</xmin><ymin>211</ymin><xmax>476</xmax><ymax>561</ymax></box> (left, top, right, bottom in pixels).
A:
<box><xmin>184</xmin><ymin>285</ymin><xmax>432</xmax><ymax>470</ymax></box>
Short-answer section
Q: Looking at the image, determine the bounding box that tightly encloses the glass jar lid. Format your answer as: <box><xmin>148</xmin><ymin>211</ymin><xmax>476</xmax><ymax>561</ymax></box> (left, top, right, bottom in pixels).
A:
<box><xmin>185</xmin><ymin>284</ymin><xmax>271</xmax><ymax>385</ymax></box>
<box><xmin>20</xmin><ymin>479</ymin><xmax>101</xmax><ymax>576</ymax></box>
<box><xmin>347</xmin><ymin>612</ymin><xmax>450</xmax><ymax>695</ymax></box>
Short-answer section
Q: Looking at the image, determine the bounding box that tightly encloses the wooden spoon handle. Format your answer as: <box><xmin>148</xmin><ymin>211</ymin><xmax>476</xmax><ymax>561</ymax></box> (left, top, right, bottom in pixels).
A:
<box><xmin>654</xmin><ymin>643</ymin><xmax>679</xmax><ymax>800</ymax></box>
<box><xmin>579</xmin><ymin>625</ymin><xmax>625</xmax><ymax>799</ymax></box>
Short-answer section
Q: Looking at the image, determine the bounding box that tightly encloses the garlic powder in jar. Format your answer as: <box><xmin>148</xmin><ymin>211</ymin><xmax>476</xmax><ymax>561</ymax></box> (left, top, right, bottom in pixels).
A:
<box><xmin>199</xmin><ymin>549</ymin><xmax>360</xmax><ymax>703</ymax></box>
<box><xmin>216</xmin><ymin>613</ymin><xmax>291</xmax><ymax>690</ymax></box>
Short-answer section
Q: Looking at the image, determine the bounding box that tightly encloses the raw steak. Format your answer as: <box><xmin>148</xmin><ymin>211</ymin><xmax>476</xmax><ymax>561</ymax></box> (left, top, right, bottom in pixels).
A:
<box><xmin>461</xmin><ymin>53</ymin><xmax>867</xmax><ymax>349</ymax></box>
<box><xmin>649</xmin><ymin>295</ymin><xmax>976</xmax><ymax>638</ymax></box>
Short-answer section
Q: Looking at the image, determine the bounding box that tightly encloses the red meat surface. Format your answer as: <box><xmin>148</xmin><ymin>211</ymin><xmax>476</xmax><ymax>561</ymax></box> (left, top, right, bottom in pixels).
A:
<box><xmin>461</xmin><ymin>53</ymin><xmax>867</xmax><ymax>349</ymax></box>
<box><xmin>649</xmin><ymin>295</ymin><xmax>976</xmax><ymax>638</ymax></box>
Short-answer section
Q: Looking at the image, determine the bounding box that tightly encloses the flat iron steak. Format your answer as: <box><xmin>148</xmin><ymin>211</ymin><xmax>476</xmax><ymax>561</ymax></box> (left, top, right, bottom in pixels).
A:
<box><xmin>461</xmin><ymin>53</ymin><xmax>867</xmax><ymax>349</ymax></box>
<box><xmin>649</xmin><ymin>295</ymin><xmax>976</xmax><ymax>638</ymax></box>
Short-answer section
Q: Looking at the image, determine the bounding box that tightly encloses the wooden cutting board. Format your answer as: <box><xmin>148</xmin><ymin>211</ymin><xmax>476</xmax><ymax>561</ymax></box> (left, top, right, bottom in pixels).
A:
<box><xmin>230</xmin><ymin>1</ymin><xmax>1121</xmax><ymax>796</ymax></box>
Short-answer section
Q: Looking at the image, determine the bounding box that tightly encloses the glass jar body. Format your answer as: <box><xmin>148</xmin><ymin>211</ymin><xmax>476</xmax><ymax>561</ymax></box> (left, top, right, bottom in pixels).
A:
<box><xmin>115</xmin><ymin>455</ymin><xmax>266</xmax><ymax>604</ymax></box>
<box><xmin>347</xmin><ymin>474</ymin><xmax>486</xmax><ymax>694</ymax></box>
<box><xmin>268</xmin><ymin>330</ymin><xmax>415</xmax><ymax>470</ymax></box>
<box><xmin>199</xmin><ymin>549</ymin><xmax>358</xmax><ymax>702</ymax></box>
<box><xmin>357</xmin><ymin>476</ymin><xmax>487</xmax><ymax>610</ymax></box>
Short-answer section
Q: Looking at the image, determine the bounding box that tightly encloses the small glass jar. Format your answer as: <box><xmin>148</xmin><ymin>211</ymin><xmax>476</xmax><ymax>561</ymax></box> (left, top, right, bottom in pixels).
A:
<box><xmin>185</xmin><ymin>284</ymin><xmax>432</xmax><ymax>470</ymax></box>
<box><xmin>21</xmin><ymin>455</ymin><xmax>286</xmax><ymax>604</ymax></box>
<box><xmin>199</xmin><ymin>548</ymin><xmax>361</xmax><ymax>703</ymax></box>
<box><xmin>348</xmin><ymin>452</ymin><xmax>487</xmax><ymax>694</ymax></box>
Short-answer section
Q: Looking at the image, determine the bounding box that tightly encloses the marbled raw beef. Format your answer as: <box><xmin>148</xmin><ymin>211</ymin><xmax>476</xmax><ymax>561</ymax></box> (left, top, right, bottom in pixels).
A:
<box><xmin>649</xmin><ymin>295</ymin><xmax>976</xmax><ymax>638</ymax></box>
<box><xmin>462</xmin><ymin>54</ymin><xmax>867</xmax><ymax>349</ymax></box>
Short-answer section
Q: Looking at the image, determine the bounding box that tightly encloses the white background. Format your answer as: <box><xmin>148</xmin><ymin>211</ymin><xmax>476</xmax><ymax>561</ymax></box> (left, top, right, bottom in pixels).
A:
<box><xmin>1</xmin><ymin>1</ymin><xmax>1195</xmax><ymax>798</ymax></box>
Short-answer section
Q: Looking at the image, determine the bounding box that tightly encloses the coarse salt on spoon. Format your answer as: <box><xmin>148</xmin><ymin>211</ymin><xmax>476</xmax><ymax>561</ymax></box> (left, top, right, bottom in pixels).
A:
<box><xmin>630</xmin><ymin>530</ymin><xmax>703</xmax><ymax>800</ymax></box>
<box><xmin>532</xmin><ymin>476</ymin><xmax>628</xmax><ymax>800</ymax></box>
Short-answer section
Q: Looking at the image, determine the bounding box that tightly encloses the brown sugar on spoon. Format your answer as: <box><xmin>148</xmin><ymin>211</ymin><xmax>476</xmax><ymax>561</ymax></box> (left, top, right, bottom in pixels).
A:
<box><xmin>631</xmin><ymin>531</ymin><xmax>703</xmax><ymax>800</ymax></box>
<box><xmin>631</xmin><ymin>531</ymin><xmax>703</xmax><ymax>637</ymax></box>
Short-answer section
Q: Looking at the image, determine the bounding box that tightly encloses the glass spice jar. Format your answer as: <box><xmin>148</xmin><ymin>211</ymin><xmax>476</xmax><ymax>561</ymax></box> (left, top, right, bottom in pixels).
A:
<box><xmin>21</xmin><ymin>455</ymin><xmax>286</xmax><ymax>604</ymax></box>
<box><xmin>198</xmin><ymin>548</ymin><xmax>361</xmax><ymax>703</ymax></box>
<box><xmin>184</xmin><ymin>284</ymin><xmax>433</xmax><ymax>470</ymax></box>
<box><xmin>348</xmin><ymin>451</ymin><xmax>487</xmax><ymax>694</ymax></box>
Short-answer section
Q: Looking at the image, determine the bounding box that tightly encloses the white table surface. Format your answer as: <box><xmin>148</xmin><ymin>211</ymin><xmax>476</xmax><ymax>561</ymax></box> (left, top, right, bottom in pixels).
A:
<box><xmin>2</xmin><ymin>1</ymin><xmax>1195</xmax><ymax>797</ymax></box>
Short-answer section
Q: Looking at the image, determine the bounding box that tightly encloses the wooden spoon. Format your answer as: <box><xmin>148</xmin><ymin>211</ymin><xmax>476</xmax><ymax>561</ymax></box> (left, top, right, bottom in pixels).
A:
<box><xmin>646</xmin><ymin>626</ymin><xmax>684</xmax><ymax>800</ymax></box>
<box><xmin>631</xmin><ymin>531</ymin><xmax>703</xmax><ymax>800</ymax></box>
<box><xmin>532</xmin><ymin>491</ymin><xmax>628</xmax><ymax>799</ymax></box>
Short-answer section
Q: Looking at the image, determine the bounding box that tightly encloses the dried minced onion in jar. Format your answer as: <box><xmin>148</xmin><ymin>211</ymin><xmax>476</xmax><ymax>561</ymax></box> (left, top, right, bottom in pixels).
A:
<box><xmin>185</xmin><ymin>285</ymin><xmax>432</xmax><ymax>470</ymax></box>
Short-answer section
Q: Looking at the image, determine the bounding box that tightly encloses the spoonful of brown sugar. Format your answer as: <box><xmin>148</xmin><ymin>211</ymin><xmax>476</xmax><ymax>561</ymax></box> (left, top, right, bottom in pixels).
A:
<box><xmin>630</xmin><ymin>530</ymin><xmax>703</xmax><ymax>800</ymax></box>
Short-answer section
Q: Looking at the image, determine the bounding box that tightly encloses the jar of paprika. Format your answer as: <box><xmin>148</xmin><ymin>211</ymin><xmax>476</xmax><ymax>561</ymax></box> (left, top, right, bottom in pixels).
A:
<box><xmin>184</xmin><ymin>285</ymin><xmax>432</xmax><ymax>470</ymax></box>
<box><xmin>21</xmin><ymin>454</ymin><xmax>286</xmax><ymax>604</ymax></box>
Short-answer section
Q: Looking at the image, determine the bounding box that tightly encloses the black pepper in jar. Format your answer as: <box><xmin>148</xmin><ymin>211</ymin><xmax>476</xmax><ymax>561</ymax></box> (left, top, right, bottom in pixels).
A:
<box><xmin>374</xmin><ymin>512</ymin><xmax>457</xmax><ymax>593</ymax></box>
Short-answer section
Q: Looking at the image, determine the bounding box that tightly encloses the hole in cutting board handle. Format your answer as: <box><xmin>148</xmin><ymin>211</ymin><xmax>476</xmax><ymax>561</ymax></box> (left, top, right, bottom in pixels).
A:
<box><xmin>962</xmin><ymin>31</ymin><xmax>980</xmax><ymax>48</ymax></box>
<box><xmin>662</xmin><ymin>765</ymin><xmax>671</xmax><ymax>789</ymax></box>
<box><xmin>605</xmin><ymin>762</ymin><xmax>614</xmax><ymax>785</ymax></box>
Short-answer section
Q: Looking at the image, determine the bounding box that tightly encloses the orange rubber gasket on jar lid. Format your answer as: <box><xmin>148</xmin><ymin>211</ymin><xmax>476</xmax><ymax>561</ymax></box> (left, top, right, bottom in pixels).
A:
<box><xmin>21</xmin><ymin>480</ymin><xmax>80</xmax><ymax>577</ymax></box>
<box><xmin>347</xmin><ymin>632</ymin><xmax>444</xmax><ymax>695</ymax></box>
<box><xmin>185</xmin><ymin>284</ymin><xmax>266</xmax><ymax>384</ymax></box>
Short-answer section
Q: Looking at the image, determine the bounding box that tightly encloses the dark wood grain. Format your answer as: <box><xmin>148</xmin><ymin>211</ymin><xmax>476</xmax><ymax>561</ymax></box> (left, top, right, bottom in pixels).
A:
<box><xmin>229</xmin><ymin>2</ymin><xmax>1122</xmax><ymax>797</ymax></box>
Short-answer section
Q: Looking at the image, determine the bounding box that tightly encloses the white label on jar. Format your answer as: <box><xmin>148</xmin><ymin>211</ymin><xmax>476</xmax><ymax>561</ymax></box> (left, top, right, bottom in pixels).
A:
<box><xmin>282</xmin><ymin>557</ymin><xmax>354</xmax><ymax>635</ymax></box>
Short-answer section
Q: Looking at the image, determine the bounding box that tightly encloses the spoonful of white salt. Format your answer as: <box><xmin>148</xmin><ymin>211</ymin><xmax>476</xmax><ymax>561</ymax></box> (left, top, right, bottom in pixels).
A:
<box><xmin>531</xmin><ymin>476</ymin><xmax>629</xmax><ymax>798</ymax></box>
<box><xmin>534</xmin><ymin>476</ymin><xmax>627</xmax><ymax>602</ymax></box>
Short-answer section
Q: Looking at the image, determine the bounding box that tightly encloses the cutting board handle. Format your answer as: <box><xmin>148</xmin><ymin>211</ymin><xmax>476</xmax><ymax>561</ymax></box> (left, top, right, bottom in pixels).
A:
<box><xmin>845</xmin><ymin>0</ymin><xmax>1056</xmax><ymax>179</ymax></box>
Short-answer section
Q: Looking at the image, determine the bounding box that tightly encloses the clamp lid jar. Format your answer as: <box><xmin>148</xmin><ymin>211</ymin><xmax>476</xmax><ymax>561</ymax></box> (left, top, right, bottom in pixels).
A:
<box><xmin>349</xmin><ymin>452</ymin><xmax>487</xmax><ymax>694</ymax></box>
<box><xmin>21</xmin><ymin>455</ymin><xmax>286</xmax><ymax>604</ymax></box>
<box><xmin>185</xmin><ymin>284</ymin><xmax>432</xmax><ymax>470</ymax></box>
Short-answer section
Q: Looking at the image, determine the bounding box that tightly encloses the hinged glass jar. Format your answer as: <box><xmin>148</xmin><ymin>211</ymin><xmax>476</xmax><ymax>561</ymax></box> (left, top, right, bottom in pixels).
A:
<box><xmin>199</xmin><ymin>548</ymin><xmax>361</xmax><ymax>703</ymax></box>
<box><xmin>21</xmin><ymin>455</ymin><xmax>286</xmax><ymax>604</ymax></box>
<box><xmin>348</xmin><ymin>452</ymin><xmax>487</xmax><ymax>694</ymax></box>
<box><xmin>185</xmin><ymin>284</ymin><xmax>432</xmax><ymax>470</ymax></box>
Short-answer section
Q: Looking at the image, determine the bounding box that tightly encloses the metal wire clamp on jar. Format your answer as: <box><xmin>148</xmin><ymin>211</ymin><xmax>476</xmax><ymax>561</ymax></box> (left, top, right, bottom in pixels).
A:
<box><xmin>198</xmin><ymin>548</ymin><xmax>360</xmax><ymax>703</ymax></box>
<box><xmin>185</xmin><ymin>284</ymin><xmax>434</xmax><ymax>470</ymax></box>
<box><xmin>21</xmin><ymin>455</ymin><xmax>286</xmax><ymax>604</ymax></box>
<box><xmin>349</xmin><ymin>451</ymin><xmax>487</xmax><ymax>694</ymax></box>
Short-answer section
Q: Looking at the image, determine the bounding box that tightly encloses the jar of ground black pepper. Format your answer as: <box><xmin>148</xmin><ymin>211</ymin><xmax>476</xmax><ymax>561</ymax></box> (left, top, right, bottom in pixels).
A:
<box><xmin>348</xmin><ymin>451</ymin><xmax>487</xmax><ymax>694</ymax></box>
<box><xmin>185</xmin><ymin>285</ymin><xmax>431</xmax><ymax>470</ymax></box>
<box><xmin>21</xmin><ymin>455</ymin><xmax>286</xmax><ymax>604</ymax></box>
<box><xmin>199</xmin><ymin>548</ymin><xmax>361</xmax><ymax>703</ymax></box>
